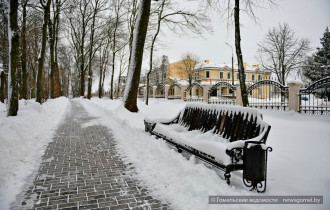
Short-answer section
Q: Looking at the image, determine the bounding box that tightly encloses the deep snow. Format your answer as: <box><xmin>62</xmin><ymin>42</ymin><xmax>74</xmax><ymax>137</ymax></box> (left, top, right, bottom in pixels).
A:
<box><xmin>0</xmin><ymin>97</ymin><xmax>329</xmax><ymax>210</ymax></box>
<box><xmin>0</xmin><ymin>97</ymin><xmax>69</xmax><ymax>209</ymax></box>
<box><xmin>78</xmin><ymin>98</ymin><xmax>330</xmax><ymax>210</ymax></box>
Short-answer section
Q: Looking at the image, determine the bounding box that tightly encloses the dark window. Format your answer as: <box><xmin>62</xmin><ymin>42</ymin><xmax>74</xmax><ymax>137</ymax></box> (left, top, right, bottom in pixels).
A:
<box><xmin>206</xmin><ymin>71</ymin><xmax>210</xmax><ymax>78</ymax></box>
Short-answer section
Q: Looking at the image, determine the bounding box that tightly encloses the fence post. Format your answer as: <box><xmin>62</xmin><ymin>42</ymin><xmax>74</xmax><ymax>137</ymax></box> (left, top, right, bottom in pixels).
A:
<box><xmin>288</xmin><ymin>82</ymin><xmax>302</xmax><ymax>112</ymax></box>
<box><xmin>181</xmin><ymin>85</ymin><xmax>187</xmax><ymax>100</ymax></box>
<box><xmin>165</xmin><ymin>84</ymin><xmax>170</xmax><ymax>99</ymax></box>
<box><xmin>153</xmin><ymin>86</ymin><xmax>157</xmax><ymax>98</ymax></box>
<box><xmin>235</xmin><ymin>84</ymin><xmax>243</xmax><ymax>106</ymax></box>
<box><xmin>203</xmin><ymin>85</ymin><xmax>210</xmax><ymax>102</ymax></box>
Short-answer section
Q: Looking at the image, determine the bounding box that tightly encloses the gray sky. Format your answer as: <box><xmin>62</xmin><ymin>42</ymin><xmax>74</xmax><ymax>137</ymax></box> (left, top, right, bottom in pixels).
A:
<box><xmin>149</xmin><ymin>0</ymin><xmax>330</xmax><ymax>68</ymax></box>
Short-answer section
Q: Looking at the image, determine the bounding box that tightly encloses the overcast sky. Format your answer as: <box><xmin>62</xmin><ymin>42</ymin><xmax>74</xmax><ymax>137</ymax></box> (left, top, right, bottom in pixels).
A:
<box><xmin>148</xmin><ymin>0</ymin><xmax>330</xmax><ymax>69</ymax></box>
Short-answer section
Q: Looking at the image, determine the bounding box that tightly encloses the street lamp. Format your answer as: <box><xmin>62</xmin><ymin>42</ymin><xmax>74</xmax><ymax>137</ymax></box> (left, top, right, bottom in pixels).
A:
<box><xmin>225</xmin><ymin>42</ymin><xmax>234</xmax><ymax>86</ymax></box>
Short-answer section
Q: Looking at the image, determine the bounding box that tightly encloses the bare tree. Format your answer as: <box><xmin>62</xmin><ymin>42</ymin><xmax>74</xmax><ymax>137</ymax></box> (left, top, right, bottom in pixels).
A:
<box><xmin>0</xmin><ymin>0</ymin><xmax>9</xmax><ymax>103</ymax></box>
<box><xmin>109</xmin><ymin>0</ymin><xmax>127</xmax><ymax>99</ymax></box>
<box><xmin>125</xmin><ymin>0</ymin><xmax>138</xmax><ymax>62</ymax></box>
<box><xmin>145</xmin><ymin>0</ymin><xmax>210</xmax><ymax>105</ymax></box>
<box><xmin>123</xmin><ymin>0</ymin><xmax>151</xmax><ymax>112</ymax></box>
<box><xmin>178</xmin><ymin>53</ymin><xmax>199</xmax><ymax>85</ymax></box>
<box><xmin>48</xmin><ymin>0</ymin><xmax>66</xmax><ymax>99</ymax></box>
<box><xmin>66</xmin><ymin>0</ymin><xmax>94</xmax><ymax>97</ymax></box>
<box><xmin>257</xmin><ymin>23</ymin><xmax>310</xmax><ymax>85</ymax></box>
<box><xmin>97</xmin><ymin>31</ymin><xmax>111</xmax><ymax>98</ymax></box>
<box><xmin>7</xmin><ymin>0</ymin><xmax>20</xmax><ymax>115</ymax></box>
<box><xmin>26</xmin><ymin>7</ymin><xmax>43</xmax><ymax>99</ymax></box>
<box><xmin>87</xmin><ymin>0</ymin><xmax>107</xmax><ymax>99</ymax></box>
<box><xmin>207</xmin><ymin>0</ymin><xmax>277</xmax><ymax>107</ymax></box>
<box><xmin>36</xmin><ymin>0</ymin><xmax>51</xmax><ymax>103</ymax></box>
<box><xmin>116</xmin><ymin>46</ymin><xmax>128</xmax><ymax>99</ymax></box>
<box><xmin>20</xmin><ymin>0</ymin><xmax>29</xmax><ymax>99</ymax></box>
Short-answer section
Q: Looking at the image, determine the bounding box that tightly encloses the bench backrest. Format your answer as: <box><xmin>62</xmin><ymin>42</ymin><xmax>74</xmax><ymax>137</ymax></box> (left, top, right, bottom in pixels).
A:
<box><xmin>179</xmin><ymin>103</ymin><xmax>270</xmax><ymax>143</ymax></box>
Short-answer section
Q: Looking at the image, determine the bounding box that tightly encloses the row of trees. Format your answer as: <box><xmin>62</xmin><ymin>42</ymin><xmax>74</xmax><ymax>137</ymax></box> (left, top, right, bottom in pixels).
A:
<box><xmin>1</xmin><ymin>0</ymin><xmax>211</xmax><ymax>115</ymax></box>
<box><xmin>2</xmin><ymin>0</ymin><xmax>328</xmax><ymax>115</ymax></box>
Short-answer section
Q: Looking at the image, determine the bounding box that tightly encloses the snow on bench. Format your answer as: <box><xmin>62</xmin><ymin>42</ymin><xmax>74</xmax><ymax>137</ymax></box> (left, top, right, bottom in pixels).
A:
<box><xmin>144</xmin><ymin>103</ymin><xmax>272</xmax><ymax>192</ymax></box>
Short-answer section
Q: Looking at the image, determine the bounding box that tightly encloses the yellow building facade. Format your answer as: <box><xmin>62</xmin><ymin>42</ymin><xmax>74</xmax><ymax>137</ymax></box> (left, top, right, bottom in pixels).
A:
<box><xmin>143</xmin><ymin>56</ymin><xmax>272</xmax><ymax>99</ymax></box>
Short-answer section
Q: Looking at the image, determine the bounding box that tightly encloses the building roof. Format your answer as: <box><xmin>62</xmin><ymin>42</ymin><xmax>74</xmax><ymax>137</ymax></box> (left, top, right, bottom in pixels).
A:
<box><xmin>194</xmin><ymin>61</ymin><xmax>270</xmax><ymax>73</ymax></box>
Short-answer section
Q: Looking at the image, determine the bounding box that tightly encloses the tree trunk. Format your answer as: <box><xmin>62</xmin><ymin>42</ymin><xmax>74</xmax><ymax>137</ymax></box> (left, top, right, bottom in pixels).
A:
<box><xmin>234</xmin><ymin>0</ymin><xmax>248</xmax><ymax>107</ymax></box>
<box><xmin>116</xmin><ymin>75</ymin><xmax>121</xmax><ymax>98</ymax></box>
<box><xmin>110</xmin><ymin>51</ymin><xmax>115</xmax><ymax>99</ymax></box>
<box><xmin>7</xmin><ymin>0</ymin><xmax>19</xmax><ymax>116</ymax></box>
<box><xmin>36</xmin><ymin>0</ymin><xmax>51</xmax><ymax>103</ymax></box>
<box><xmin>80</xmin><ymin>45</ymin><xmax>85</xmax><ymax>96</ymax></box>
<box><xmin>98</xmin><ymin>60</ymin><xmax>103</xmax><ymax>98</ymax></box>
<box><xmin>110</xmin><ymin>12</ymin><xmax>119</xmax><ymax>100</ymax></box>
<box><xmin>87</xmin><ymin>4</ymin><xmax>98</xmax><ymax>100</ymax></box>
<box><xmin>123</xmin><ymin>0</ymin><xmax>151</xmax><ymax>112</ymax></box>
<box><xmin>0</xmin><ymin>71</ymin><xmax>5</xmax><ymax>103</ymax></box>
<box><xmin>21</xmin><ymin>1</ymin><xmax>28</xmax><ymax>99</ymax></box>
<box><xmin>52</xmin><ymin>0</ymin><xmax>62</xmax><ymax>98</ymax></box>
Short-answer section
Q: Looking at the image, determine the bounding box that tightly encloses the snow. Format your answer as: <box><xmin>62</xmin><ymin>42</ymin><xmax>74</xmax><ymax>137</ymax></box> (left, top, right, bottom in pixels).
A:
<box><xmin>77</xmin><ymin>98</ymin><xmax>330</xmax><ymax>210</ymax></box>
<box><xmin>1</xmin><ymin>97</ymin><xmax>329</xmax><ymax>210</ymax></box>
<box><xmin>0</xmin><ymin>97</ymin><xmax>69</xmax><ymax>209</ymax></box>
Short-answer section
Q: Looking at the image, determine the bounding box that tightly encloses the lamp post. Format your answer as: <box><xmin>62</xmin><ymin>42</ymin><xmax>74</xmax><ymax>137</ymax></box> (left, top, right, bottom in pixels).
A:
<box><xmin>225</xmin><ymin>43</ymin><xmax>234</xmax><ymax>86</ymax></box>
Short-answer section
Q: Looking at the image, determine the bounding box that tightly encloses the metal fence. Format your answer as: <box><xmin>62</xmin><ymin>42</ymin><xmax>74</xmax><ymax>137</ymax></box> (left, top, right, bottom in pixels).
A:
<box><xmin>208</xmin><ymin>82</ymin><xmax>236</xmax><ymax>105</ymax></box>
<box><xmin>184</xmin><ymin>97</ymin><xmax>203</xmax><ymax>102</ymax></box>
<box><xmin>299</xmin><ymin>77</ymin><xmax>330</xmax><ymax>115</ymax></box>
<box><xmin>247</xmin><ymin>80</ymin><xmax>289</xmax><ymax>111</ymax></box>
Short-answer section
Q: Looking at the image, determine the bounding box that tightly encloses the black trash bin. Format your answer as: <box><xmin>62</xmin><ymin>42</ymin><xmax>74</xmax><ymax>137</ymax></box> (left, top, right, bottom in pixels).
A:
<box><xmin>243</xmin><ymin>142</ymin><xmax>272</xmax><ymax>192</ymax></box>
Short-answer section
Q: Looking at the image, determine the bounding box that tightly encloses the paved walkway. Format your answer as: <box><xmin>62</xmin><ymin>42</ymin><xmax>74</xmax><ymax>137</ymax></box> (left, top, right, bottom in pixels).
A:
<box><xmin>17</xmin><ymin>100</ymin><xmax>170</xmax><ymax>210</ymax></box>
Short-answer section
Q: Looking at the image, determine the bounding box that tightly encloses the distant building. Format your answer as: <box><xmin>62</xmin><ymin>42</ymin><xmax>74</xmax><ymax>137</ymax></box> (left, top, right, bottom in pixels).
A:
<box><xmin>118</xmin><ymin>55</ymin><xmax>271</xmax><ymax>99</ymax></box>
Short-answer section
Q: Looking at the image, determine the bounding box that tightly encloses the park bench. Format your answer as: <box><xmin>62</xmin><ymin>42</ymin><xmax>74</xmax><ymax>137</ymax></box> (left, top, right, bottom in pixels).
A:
<box><xmin>144</xmin><ymin>103</ymin><xmax>272</xmax><ymax>192</ymax></box>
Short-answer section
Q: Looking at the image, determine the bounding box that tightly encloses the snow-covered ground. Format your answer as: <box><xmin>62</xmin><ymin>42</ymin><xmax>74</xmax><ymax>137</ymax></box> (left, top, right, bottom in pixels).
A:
<box><xmin>0</xmin><ymin>97</ymin><xmax>329</xmax><ymax>210</ymax></box>
<box><xmin>78</xmin><ymin>98</ymin><xmax>330</xmax><ymax>210</ymax></box>
<box><xmin>0</xmin><ymin>97</ymin><xmax>69</xmax><ymax>210</ymax></box>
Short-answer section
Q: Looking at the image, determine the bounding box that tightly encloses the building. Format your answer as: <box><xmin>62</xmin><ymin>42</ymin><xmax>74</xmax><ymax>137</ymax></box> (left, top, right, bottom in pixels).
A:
<box><xmin>120</xmin><ymin>55</ymin><xmax>271</xmax><ymax>99</ymax></box>
<box><xmin>193</xmin><ymin>60</ymin><xmax>271</xmax><ymax>98</ymax></box>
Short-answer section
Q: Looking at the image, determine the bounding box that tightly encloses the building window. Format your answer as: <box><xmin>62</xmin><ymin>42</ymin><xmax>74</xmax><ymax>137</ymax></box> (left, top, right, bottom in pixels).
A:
<box><xmin>206</xmin><ymin>71</ymin><xmax>210</xmax><ymax>78</ymax></box>
<box><xmin>252</xmin><ymin>74</ymin><xmax>255</xmax><ymax>81</ymax></box>
<box><xmin>258</xmin><ymin>75</ymin><xmax>262</xmax><ymax>81</ymax></box>
<box><xmin>219</xmin><ymin>71</ymin><xmax>223</xmax><ymax>79</ymax></box>
<box><xmin>236</xmin><ymin>73</ymin><xmax>239</xmax><ymax>80</ymax></box>
<box><xmin>244</xmin><ymin>73</ymin><xmax>247</xmax><ymax>80</ymax></box>
<box><xmin>194</xmin><ymin>72</ymin><xmax>199</xmax><ymax>80</ymax></box>
<box><xmin>227</xmin><ymin>72</ymin><xmax>231</xmax><ymax>80</ymax></box>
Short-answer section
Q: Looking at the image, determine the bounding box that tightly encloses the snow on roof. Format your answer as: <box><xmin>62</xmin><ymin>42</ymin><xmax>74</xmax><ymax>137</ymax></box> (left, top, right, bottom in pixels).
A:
<box><xmin>195</xmin><ymin>61</ymin><xmax>267</xmax><ymax>72</ymax></box>
<box><xmin>169</xmin><ymin>78</ymin><xmax>189</xmax><ymax>86</ymax></box>
<box><xmin>195</xmin><ymin>62</ymin><xmax>232</xmax><ymax>70</ymax></box>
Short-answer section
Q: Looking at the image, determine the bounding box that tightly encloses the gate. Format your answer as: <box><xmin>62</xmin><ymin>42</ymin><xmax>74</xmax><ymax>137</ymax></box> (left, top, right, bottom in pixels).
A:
<box><xmin>299</xmin><ymin>77</ymin><xmax>330</xmax><ymax>115</ymax></box>
<box><xmin>168</xmin><ymin>83</ymin><xmax>181</xmax><ymax>100</ymax></box>
<box><xmin>247</xmin><ymin>80</ymin><xmax>289</xmax><ymax>110</ymax></box>
<box><xmin>185</xmin><ymin>83</ymin><xmax>203</xmax><ymax>102</ymax></box>
<box><xmin>208</xmin><ymin>82</ymin><xmax>236</xmax><ymax>105</ymax></box>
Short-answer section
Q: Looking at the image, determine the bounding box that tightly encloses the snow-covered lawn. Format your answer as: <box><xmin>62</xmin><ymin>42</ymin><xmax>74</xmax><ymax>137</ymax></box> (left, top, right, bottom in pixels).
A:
<box><xmin>79</xmin><ymin>98</ymin><xmax>330</xmax><ymax>210</ymax></box>
<box><xmin>0</xmin><ymin>97</ymin><xmax>69</xmax><ymax>210</ymax></box>
<box><xmin>0</xmin><ymin>97</ymin><xmax>329</xmax><ymax>210</ymax></box>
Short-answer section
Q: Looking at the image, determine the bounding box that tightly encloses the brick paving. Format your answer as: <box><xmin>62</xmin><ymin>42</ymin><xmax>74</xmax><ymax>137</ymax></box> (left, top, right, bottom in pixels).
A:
<box><xmin>17</xmin><ymin>100</ymin><xmax>170</xmax><ymax>210</ymax></box>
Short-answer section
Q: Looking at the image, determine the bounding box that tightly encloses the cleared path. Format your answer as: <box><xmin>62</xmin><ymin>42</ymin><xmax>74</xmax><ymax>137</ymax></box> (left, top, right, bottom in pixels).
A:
<box><xmin>17</xmin><ymin>100</ymin><xmax>169</xmax><ymax>210</ymax></box>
